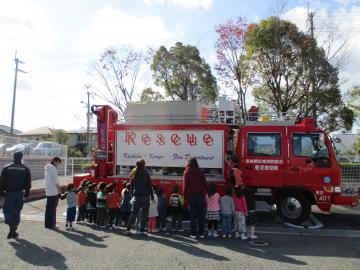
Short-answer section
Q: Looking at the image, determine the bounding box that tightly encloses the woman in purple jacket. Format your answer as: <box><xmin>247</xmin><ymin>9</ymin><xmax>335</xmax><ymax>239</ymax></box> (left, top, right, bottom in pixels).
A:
<box><xmin>182</xmin><ymin>157</ymin><xmax>208</xmax><ymax>239</ymax></box>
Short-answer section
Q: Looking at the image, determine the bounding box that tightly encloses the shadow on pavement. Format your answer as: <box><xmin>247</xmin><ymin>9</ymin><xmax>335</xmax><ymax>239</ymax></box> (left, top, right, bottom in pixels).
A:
<box><xmin>147</xmin><ymin>234</ymin><xmax>230</xmax><ymax>261</ymax></box>
<box><xmin>52</xmin><ymin>228</ymin><xmax>108</xmax><ymax>248</ymax></box>
<box><xmin>9</xmin><ymin>238</ymin><xmax>68</xmax><ymax>270</ymax></box>
<box><xmin>201</xmin><ymin>237</ymin><xmax>307</xmax><ymax>266</ymax></box>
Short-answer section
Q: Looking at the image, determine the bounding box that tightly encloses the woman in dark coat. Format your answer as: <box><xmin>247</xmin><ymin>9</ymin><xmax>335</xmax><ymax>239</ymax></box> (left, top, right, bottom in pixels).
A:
<box><xmin>182</xmin><ymin>157</ymin><xmax>208</xmax><ymax>239</ymax></box>
<box><xmin>125</xmin><ymin>159</ymin><xmax>154</xmax><ymax>236</ymax></box>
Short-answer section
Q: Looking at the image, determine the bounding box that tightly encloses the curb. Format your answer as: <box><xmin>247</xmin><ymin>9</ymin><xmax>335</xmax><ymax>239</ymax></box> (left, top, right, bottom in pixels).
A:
<box><xmin>0</xmin><ymin>184</ymin><xmax>67</xmax><ymax>208</ymax></box>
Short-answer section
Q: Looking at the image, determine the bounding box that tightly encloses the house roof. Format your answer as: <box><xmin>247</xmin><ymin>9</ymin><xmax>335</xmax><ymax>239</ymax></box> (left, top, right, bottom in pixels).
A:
<box><xmin>66</xmin><ymin>127</ymin><xmax>97</xmax><ymax>134</ymax></box>
<box><xmin>18</xmin><ymin>126</ymin><xmax>52</xmax><ymax>136</ymax></box>
<box><xmin>0</xmin><ymin>125</ymin><xmax>21</xmax><ymax>135</ymax></box>
<box><xmin>332</xmin><ymin>134</ymin><xmax>358</xmax><ymax>154</ymax></box>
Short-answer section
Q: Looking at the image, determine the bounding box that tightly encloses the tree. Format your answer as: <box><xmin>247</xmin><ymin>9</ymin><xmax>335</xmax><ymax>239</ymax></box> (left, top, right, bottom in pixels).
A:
<box><xmin>140</xmin><ymin>87</ymin><xmax>164</xmax><ymax>102</ymax></box>
<box><xmin>215</xmin><ymin>17</ymin><xmax>251</xmax><ymax>121</ymax></box>
<box><xmin>68</xmin><ymin>147</ymin><xmax>84</xmax><ymax>157</ymax></box>
<box><xmin>41</xmin><ymin>129</ymin><xmax>69</xmax><ymax>144</ymax></box>
<box><xmin>151</xmin><ymin>42</ymin><xmax>218</xmax><ymax>103</ymax></box>
<box><xmin>245</xmin><ymin>17</ymin><xmax>353</xmax><ymax>131</ymax></box>
<box><xmin>90</xmin><ymin>47</ymin><xmax>148</xmax><ymax>118</ymax></box>
<box><xmin>349</xmin><ymin>85</ymin><xmax>360</xmax><ymax>117</ymax></box>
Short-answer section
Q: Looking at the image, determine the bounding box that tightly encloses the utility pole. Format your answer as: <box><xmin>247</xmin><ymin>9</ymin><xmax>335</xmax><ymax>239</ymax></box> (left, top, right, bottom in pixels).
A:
<box><xmin>11</xmin><ymin>51</ymin><xmax>27</xmax><ymax>135</ymax></box>
<box><xmin>84</xmin><ymin>84</ymin><xmax>91</xmax><ymax>157</ymax></box>
<box><xmin>308</xmin><ymin>10</ymin><xmax>316</xmax><ymax>119</ymax></box>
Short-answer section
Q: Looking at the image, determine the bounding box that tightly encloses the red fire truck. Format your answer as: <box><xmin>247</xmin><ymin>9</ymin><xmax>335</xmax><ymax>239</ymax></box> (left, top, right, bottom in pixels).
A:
<box><xmin>74</xmin><ymin>100</ymin><xmax>359</xmax><ymax>224</ymax></box>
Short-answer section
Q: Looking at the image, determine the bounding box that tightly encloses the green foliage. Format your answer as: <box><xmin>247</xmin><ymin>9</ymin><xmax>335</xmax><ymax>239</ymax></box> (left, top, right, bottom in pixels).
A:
<box><xmin>245</xmin><ymin>17</ymin><xmax>353</xmax><ymax>132</ymax></box>
<box><xmin>68</xmin><ymin>146</ymin><xmax>84</xmax><ymax>158</ymax></box>
<box><xmin>41</xmin><ymin>129</ymin><xmax>69</xmax><ymax>144</ymax></box>
<box><xmin>349</xmin><ymin>85</ymin><xmax>360</xmax><ymax>118</ymax></box>
<box><xmin>81</xmin><ymin>162</ymin><xmax>92</xmax><ymax>172</ymax></box>
<box><xmin>151</xmin><ymin>42</ymin><xmax>218</xmax><ymax>103</ymax></box>
<box><xmin>140</xmin><ymin>87</ymin><xmax>164</xmax><ymax>102</ymax></box>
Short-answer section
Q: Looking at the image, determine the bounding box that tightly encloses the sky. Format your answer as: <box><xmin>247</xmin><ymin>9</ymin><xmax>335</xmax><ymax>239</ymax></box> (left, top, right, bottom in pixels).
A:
<box><xmin>1</xmin><ymin>0</ymin><xmax>360</xmax><ymax>132</ymax></box>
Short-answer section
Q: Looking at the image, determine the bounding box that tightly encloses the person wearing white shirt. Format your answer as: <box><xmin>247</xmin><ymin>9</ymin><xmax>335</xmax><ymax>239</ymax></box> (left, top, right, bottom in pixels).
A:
<box><xmin>44</xmin><ymin>157</ymin><xmax>61</xmax><ymax>229</ymax></box>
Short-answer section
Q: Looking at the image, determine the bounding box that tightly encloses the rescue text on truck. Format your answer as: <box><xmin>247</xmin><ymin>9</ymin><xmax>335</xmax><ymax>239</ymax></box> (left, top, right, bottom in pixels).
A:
<box><xmin>73</xmin><ymin>100</ymin><xmax>359</xmax><ymax>224</ymax></box>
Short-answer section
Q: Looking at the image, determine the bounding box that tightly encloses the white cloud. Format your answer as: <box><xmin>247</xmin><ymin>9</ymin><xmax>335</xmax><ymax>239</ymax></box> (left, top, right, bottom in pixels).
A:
<box><xmin>83</xmin><ymin>6</ymin><xmax>174</xmax><ymax>49</ymax></box>
<box><xmin>143</xmin><ymin>0</ymin><xmax>165</xmax><ymax>5</ymax></box>
<box><xmin>143</xmin><ymin>0</ymin><xmax>213</xmax><ymax>10</ymax></box>
<box><xmin>283</xmin><ymin>5</ymin><xmax>360</xmax><ymax>93</ymax></box>
<box><xmin>0</xmin><ymin>0</ymin><xmax>59</xmax><ymax>52</ymax></box>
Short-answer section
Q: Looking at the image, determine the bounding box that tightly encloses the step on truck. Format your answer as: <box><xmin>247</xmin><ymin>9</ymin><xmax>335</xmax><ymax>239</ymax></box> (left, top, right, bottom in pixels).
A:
<box><xmin>74</xmin><ymin>99</ymin><xmax>359</xmax><ymax>224</ymax></box>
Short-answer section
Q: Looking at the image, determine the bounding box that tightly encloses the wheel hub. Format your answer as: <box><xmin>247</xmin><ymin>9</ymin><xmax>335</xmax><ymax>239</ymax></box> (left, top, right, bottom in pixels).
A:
<box><xmin>281</xmin><ymin>197</ymin><xmax>303</xmax><ymax>219</ymax></box>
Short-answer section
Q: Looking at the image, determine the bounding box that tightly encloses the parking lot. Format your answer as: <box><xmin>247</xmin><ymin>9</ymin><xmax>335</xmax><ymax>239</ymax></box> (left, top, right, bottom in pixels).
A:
<box><xmin>1</xmin><ymin>199</ymin><xmax>359</xmax><ymax>270</ymax></box>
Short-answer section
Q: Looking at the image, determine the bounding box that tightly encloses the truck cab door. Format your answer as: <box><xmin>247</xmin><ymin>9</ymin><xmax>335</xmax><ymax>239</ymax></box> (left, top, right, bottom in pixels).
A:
<box><xmin>241</xmin><ymin>128</ymin><xmax>286</xmax><ymax>187</ymax></box>
<box><xmin>288</xmin><ymin>132</ymin><xmax>337</xmax><ymax>206</ymax></box>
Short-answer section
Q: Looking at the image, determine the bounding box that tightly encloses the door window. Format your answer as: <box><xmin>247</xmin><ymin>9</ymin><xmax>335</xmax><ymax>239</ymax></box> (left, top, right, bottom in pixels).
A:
<box><xmin>248</xmin><ymin>133</ymin><xmax>281</xmax><ymax>156</ymax></box>
<box><xmin>293</xmin><ymin>133</ymin><xmax>331</xmax><ymax>167</ymax></box>
<box><xmin>293</xmin><ymin>133</ymin><xmax>329</xmax><ymax>158</ymax></box>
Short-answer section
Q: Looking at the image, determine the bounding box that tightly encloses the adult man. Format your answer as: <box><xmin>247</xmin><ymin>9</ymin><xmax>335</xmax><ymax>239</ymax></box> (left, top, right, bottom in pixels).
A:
<box><xmin>0</xmin><ymin>152</ymin><xmax>31</xmax><ymax>239</ymax></box>
<box><xmin>44</xmin><ymin>157</ymin><xmax>61</xmax><ymax>229</ymax></box>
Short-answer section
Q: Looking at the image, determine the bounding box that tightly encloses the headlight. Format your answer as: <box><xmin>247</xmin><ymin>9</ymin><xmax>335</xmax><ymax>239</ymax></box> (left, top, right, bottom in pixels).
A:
<box><xmin>333</xmin><ymin>186</ymin><xmax>341</xmax><ymax>193</ymax></box>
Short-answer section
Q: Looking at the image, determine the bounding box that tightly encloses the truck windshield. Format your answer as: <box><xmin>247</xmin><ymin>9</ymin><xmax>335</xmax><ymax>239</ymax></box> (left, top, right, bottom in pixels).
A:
<box><xmin>293</xmin><ymin>133</ymin><xmax>330</xmax><ymax>158</ymax></box>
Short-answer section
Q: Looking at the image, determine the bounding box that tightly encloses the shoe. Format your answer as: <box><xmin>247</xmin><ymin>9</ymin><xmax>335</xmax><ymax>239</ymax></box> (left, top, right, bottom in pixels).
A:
<box><xmin>250</xmin><ymin>235</ymin><xmax>258</xmax><ymax>239</ymax></box>
<box><xmin>109</xmin><ymin>226</ymin><xmax>114</xmax><ymax>230</ymax></box>
<box><xmin>241</xmin><ymin>233</ymin><xmax>248</xmax><ymax>240</ymax></box>
<box><xmin>208</xmin><ymin>230</ymin><xmax>213</xmax><ymax>237</ymax></box>
<box><xmin>228</xmin><ymin>234</ymin><xmax>232</xmax><ymax>238</ymax></box>
<box><xmin>124</xmin><ymin>230</ymin><xmax>131</xmax><ymax>236</ymax></box>
<box><xmin>152</xmin><ymin>228</ymin><xmax>159</xmax><ymax>233</ymax></box>
<box><xmin>235</xmin><ymin>232</ymin><xmax>240</xmax><ymax>239</ymax></box>
<box><xmin>161</xmin><ymin>227</ymin><xmax>167</xmax><ymax>231</ymax></box>
<box><xmin>7</xmin><ymin>232</ymin><xmax>14</xmax><ymax>239</ymax></box>
<box><xmin>177</xmin><ymin>229</ymin><xmax>184</xmax><ymax>232</ymax></box>
<box><xmin>199</xmin><ymin>235</ymin><xmax>205</xmax><ymax>239</ymax></box>
<box><xmin>140</xmin><ymin>231</ymin><xmax>148</xmax><ymax>236</ymax></box>
<box><xmin>65</xmin><ymin>227</ymin><xmax>70</xmax><ymax>231</ymax></box>
<box><xmin>190</xmin><ymin>235</ymin><xmax>197</xmax><ymax>239</ymax></box>
<box><xmin>222</xmin><ymin>234</ymin><xmax>227</xmax><ymax>238</ymax></box>
<box><xmin>213</xmin><ymin>232</ymin><xmax>219</xmax><ymax>238</ymax></box>
<box><xmin>171</xmin><ymin>229</ymin><xmax>176</xmax><ymax>232</ymax></box>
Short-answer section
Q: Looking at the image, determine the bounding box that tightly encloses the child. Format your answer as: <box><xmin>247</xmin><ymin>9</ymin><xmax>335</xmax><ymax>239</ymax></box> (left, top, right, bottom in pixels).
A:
<box><xmin>119</xmin><ymin>182</ymin><xmax>132</xmax><ymax>227</ymax></box>
<box><xmin>233</xmin><ymin>186</ymin><xmax>248</xmax><ymax>240</ymax></box>
<box><xmin>206</xmin><ymin>183</ymin><xmax>221</xmax><ymax>237</ymax></box>
<box><xmin>148</xmin><ymin>186</ymin><xmax>158</xmax><ymax>233</ymax></box>
<box><xmin>228</xmin><ymin>154</ymin><xmax>244</xmax><ymax>187</ymax></box>
<box><xmin>76</xmin><ymin>185</ymin><xmax>88</xmax><ymax>224</ymax></box>
<box><xmin>156</xmin><ymin>188</ymin><xmax>168</xmax><ymax>231</ymax></box>
<box><xmin>59</xmin><ymin>183</ymin><xmax>77</xmax><ymax>231</ymax></box>
<box><xmin>96</xmin><ymin>182</ymin><xmax>107</xmax><ymax>228</ymax></box>
<box><xmin>106</xmin><ymin>184</ymin><xmax>120</xmax><ymax>230</ymax></box>
<box><xmin>245</xmin><ymin>187</ymin><xmax>258</xmax><ymax>239</ymax></box>
<box><xmin>220</xmin><ymin>186</ymin><xmax>235</xmax><ymax>238</ymax></box>
<box><xmin>169</xmin><ymin>185</ymin><xmax>184</xmax><ymax>232</ymax></box>
<box><xmin>86</xmin><ymin>184</ymin><xmax>97</xmax><ymax>225</ymax></box>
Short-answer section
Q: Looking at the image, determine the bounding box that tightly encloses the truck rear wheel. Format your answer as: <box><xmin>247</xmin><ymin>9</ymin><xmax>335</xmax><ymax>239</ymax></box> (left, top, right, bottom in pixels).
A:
<box><xmin>277</xmin><ymin>192</ymin><xmax>311</xmax><ymax>224</ymax></box>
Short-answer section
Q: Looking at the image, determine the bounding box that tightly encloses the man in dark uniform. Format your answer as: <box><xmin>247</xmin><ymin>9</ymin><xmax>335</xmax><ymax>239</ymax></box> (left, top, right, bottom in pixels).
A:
<box><xmin>0</xmin><ymin>152</ymin><xmax>31</xmax><ymax>239</ymax></box>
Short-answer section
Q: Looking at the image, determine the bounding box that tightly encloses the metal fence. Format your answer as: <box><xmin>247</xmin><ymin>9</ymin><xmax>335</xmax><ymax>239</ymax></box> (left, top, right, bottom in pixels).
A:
<box><xmin>0</xmin><ymin>135</ymin><xmax>68</xmax><ymax>158</ymax></box>
<box><xmin>337</xmin><ymin>155</ymin><xmax>360</xmax><ymax>190</ymax></box>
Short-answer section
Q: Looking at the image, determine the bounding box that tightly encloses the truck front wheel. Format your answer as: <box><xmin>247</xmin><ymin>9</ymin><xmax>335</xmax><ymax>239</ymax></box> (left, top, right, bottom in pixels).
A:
<box><xmin>277</xmin><ymin>192</ymin><xmax>311</xmax><ymax>224</ymax></box>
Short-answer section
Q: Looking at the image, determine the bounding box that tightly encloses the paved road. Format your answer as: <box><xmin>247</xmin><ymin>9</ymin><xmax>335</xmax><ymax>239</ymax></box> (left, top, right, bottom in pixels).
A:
<box><xmin>0</xmin><ymin>199</ymin><xmax>359</xmax><ymax>270</ymax></box>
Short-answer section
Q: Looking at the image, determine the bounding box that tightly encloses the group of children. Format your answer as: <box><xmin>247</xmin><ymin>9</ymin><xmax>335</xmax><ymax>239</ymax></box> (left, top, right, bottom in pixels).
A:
<box><xmin>59</xmin><ymin>180</ymin><xmax>185</xmax><ymax>233</ymax></box>
<box><xmin>206</xmin><ymin>183</ymin><xmax>257</xmax><ymax>239</ymax></box>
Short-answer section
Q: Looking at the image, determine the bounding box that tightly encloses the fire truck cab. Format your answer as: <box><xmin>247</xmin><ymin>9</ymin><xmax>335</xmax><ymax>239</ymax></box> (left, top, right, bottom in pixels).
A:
<box><xmin>74</xmin><ymin>100</ymin><xmax>359</xmax><ymax>224</ymax></box>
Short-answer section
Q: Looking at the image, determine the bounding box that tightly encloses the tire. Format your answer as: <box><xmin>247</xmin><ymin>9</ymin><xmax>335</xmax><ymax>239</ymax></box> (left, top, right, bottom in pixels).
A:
<box><xmin>276</xmin><ymin>192</ymin><xmax>311</xmax><ymax>224</ymax></box>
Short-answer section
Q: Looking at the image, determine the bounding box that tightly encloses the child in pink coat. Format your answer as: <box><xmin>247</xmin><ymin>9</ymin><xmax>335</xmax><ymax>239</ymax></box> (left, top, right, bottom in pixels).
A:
<box><xmin>233</xmin><ymin>186</ymin><xmax>248</xmax><ymax>240</ymax></box>
<box><xmin>205</xmin><ymin>183</ymin><xmax>221</xmax><ymax>237</ymax></box>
